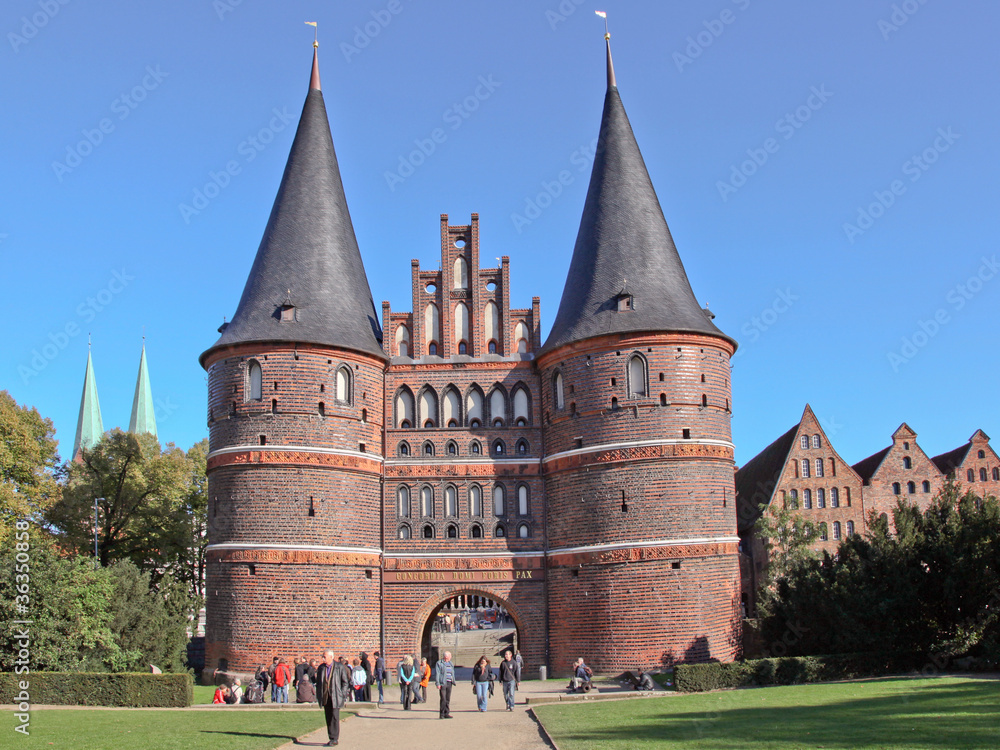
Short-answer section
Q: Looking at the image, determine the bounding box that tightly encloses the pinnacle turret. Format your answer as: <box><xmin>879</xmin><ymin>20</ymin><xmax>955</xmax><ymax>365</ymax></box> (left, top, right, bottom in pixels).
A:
<box><xmin>128</xmin><ymin>344</ymin><xmax>157</xmax><ymax>438</ymax></box>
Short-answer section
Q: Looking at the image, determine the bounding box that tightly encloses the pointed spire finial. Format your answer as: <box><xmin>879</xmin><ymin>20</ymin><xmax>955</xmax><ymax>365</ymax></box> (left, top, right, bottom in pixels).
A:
<box><xmin>595</xmin><ymin>12</ymin><xmax>616</xmax><ymax>88</ymax></box>
<box><xmin>306</xmin><ymin>22</ymin><xmax>321</xmax><ymax>90</ymax></box>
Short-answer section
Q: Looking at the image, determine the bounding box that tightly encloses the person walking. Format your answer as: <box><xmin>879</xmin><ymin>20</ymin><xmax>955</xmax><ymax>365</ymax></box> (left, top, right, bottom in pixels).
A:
<box><xmin>498</xmin><ymin>650</ymin><xmax>519</xmax><ymax>711</ymax></box>
<box><xmin>419</xmin><ymin>657</ymin><xmax>431</xmax><ymax>704</ymax></box>
<box><xmin>434</xmin><ymin>650</ymin><xmax>456</xmax><ymax>719</ymax></box>
<box><xmin>373</xmin><ymin>650</ymin><xmax>386</xmax><ymax>704</ymax></box>
<box><xmin>471</xmin><ymin>655</ymin><xmax>494</xmax><ymax>712</ymax></box>
<box><xmin>317</xmin><ymin>650</ymin><xmax>350</xmax><ymax>747</ymax></box>
<box><xmin>399</xmin><ymin>655</ymin><xmax>417</xmax><ymax>710</ymax></box>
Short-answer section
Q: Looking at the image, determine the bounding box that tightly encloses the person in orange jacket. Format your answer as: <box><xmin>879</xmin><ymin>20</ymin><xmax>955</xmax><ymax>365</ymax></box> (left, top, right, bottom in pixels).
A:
<box><xmin>419</xmin><ymin>657</ymin><xmax>432</xmax><ymax>703</ymax></box>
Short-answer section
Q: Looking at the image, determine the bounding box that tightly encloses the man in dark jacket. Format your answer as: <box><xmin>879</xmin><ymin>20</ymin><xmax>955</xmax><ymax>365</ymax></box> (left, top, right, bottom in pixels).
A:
<box><xmin>498</xmin><ymin>649</ymin><xmax>520</xmax><ymax>711</ymax></box>
<box><xmin>373</xmin><ymin>650</ymin><xmax>386</xmax><ymax>704</ymax></box>
<box><xmin>317</xmin><ymin>650</ymin><xmax>351</xmax><ymax>747</ymax></box>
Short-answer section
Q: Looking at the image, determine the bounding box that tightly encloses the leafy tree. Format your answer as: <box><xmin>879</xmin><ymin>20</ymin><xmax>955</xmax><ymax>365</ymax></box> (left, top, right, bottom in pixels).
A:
<box><xmin>45</xmin><ymin>429</ymin><xmax>189</xmax><ymax>579</ymax></box>
<box><xmin>172</xmin><ymin>438</ymin><xmax>208</xmax><ymax>599</ymax></box>
<box><xmin>753</xmin><ymin>500</ymin><xmax>819</xmax><ymax>611</ymax></box>
<box><xmin>0</xmin><ymin>391</ymin><xmax>61</xmax><ymax>543</ymax></box>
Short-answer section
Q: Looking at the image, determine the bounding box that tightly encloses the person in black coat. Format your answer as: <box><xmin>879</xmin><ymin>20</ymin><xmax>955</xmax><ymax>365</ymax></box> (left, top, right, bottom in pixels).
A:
<box><xmin>317</xmin><ymin>650</ymin><xmax>351</xmax><ymax>747</ymax></box>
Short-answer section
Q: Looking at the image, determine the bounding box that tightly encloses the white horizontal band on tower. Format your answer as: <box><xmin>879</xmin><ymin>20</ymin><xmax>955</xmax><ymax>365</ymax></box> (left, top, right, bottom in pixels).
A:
<box><xmin>206</xmin><ymin>542</ymin><xmax>382</xmax><ymax>555</ymax></box>
<box><xmin>547</xmin><ymin>535</ymin><xmax>740</xmax><ymax>556</ymax></box>
<box><xmin>542</xmin><ymin>437</ymin><xmax>735</xmax><ymax>464</ymax></box>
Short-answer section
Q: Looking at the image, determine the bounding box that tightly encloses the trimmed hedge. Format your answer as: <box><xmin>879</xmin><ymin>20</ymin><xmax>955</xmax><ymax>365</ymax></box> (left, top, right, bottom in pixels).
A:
<box><xmin>674</xmin><ymin>652</ymin><xmax>930</xmax><ymax>693</ymax></box>
<box><xmin>0</xmin><ymin>672</ymin><xmax>193</xmax><ymax>707</ymax></box>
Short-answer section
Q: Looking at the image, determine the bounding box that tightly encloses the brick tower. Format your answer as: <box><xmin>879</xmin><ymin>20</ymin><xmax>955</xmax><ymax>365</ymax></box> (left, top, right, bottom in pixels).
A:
<box><xmin>537</xmin><ymin>36</ymin><xmax>742</xmax><ymax>672</ymax></box>
<box><xmin>199</xmin><ymin>47</ymin><xmax>386</xmax><ymax>673</ymax></box>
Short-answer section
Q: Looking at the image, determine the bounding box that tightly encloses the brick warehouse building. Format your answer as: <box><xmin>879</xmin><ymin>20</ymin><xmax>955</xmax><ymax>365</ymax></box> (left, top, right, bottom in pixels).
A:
<box><xmin>200</xmin><ymin>40</ymin><xmax>742</xmax><ymax>677</ymax></box>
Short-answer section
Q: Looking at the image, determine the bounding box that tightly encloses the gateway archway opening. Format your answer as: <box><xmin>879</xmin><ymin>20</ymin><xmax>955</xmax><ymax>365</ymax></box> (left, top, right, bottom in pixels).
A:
<box><xmin>421</xmin><ymin>592</ymin><xmax>519</xmax><ymax>668</ymax></box>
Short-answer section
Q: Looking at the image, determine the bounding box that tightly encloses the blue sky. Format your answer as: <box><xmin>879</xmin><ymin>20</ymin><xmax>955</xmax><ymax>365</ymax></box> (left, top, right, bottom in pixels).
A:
<box><xmin>3</xmin><ymin>0</ymin><xmax>998</xmax><ymax>466</ymax></box>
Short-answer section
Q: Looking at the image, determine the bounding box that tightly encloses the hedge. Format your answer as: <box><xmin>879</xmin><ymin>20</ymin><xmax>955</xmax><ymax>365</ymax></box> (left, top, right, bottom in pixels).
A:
<box><xmin>0</xmin><ymin>672</ymin><xmax>193</xmax><ymax>707</ymax></box>
<box><xmin>674</xmin><ymin>652</ymin><xmax>931</xmax><ymax>693</ymax></box>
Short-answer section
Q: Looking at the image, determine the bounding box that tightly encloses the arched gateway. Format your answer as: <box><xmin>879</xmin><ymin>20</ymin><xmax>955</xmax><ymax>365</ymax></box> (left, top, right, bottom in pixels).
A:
<box><xmin>415</xmin><ymin>589</ymin><xmax>524</xmax><ymax>668</ymax></box>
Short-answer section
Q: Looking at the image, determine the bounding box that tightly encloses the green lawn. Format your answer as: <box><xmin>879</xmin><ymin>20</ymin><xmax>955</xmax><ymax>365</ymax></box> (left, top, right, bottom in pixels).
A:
<box><xmin>8</xmin><ymin>708</ymin><xmax>330</xmax><ymax>750</ymax></box>
<box><xmin>192</xmin><ymin>684</ymin><xmax>216</xmax><ymax>705</ymax></box>
<box><xmin>532</xmin><ymin>676</ymin><xmax>1000</xmax><ymax>749</ymax></box>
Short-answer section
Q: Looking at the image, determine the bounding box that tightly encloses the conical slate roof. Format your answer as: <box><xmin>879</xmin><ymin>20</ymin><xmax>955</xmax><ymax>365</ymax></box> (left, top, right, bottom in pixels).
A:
<box><xmin>541</xmin><ymin>39</ymin><xmax>734</xmax><ymax>355</ymax></box>
<box><xmin>129</xmin><ymin>344</ymin><xmax>157</xmax><ymax>438</ymax></box>
<box><xmin>73</xmin><ymin>350</ymin><xmax>104</xmax><ymax>459</ymax></box>
<box><xmin>201</xmin><ymin>49</ymin><xmax>384</xmax><ymax>365</ymax></box>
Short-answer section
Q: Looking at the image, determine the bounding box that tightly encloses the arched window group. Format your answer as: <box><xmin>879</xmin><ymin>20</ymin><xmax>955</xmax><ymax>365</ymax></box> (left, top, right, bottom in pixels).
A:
<box><xmin>395</xmin><ymin>481</ymin><xmax>534</xmax><ymax>539</ymax></box>
<box><xmin>394</xmin><ymin>383</ymin><xmax>531</xmax><ymax>428</ymax></box>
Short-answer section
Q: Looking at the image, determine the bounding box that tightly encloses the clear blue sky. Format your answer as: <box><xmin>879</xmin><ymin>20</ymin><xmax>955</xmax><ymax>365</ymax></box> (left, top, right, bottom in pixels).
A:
<box><xmin>4</xmin><ymin>1</ymin><xmax>998</xmax><ymax>466</ymax></box>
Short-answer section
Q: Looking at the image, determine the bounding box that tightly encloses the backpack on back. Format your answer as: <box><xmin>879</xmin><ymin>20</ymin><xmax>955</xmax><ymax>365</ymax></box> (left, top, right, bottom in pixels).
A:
<box><xmin>244</xmin><ymin>681</ymin><xmax>265</xmax><ymax>704</ymax></box>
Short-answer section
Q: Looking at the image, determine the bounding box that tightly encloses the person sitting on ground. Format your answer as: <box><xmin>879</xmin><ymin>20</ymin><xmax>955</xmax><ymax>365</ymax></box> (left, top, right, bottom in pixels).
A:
<box><xmin>227</xmin><ymin>678</ymin><xmax>243</xmax><ymax>703</ymax></box>
<box><xmin>213</xmin><ymin>685</ymin><xmax>229</xmax><ymax>704</ymax></box>
<box><xmin>635</xmin><ymin>669</ymin><xmax>655</xmax><ymax>691</ymax></box>
<box><xmin>296</xmin><ymin>669</ymin><xmax>317</xmax><ymax>703</ymax></box>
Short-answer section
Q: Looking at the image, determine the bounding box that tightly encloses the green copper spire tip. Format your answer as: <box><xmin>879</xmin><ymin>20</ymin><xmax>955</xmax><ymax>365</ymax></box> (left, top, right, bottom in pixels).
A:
<box><xmin>73</xmin><ymin>350</ymin><xmax>104</xmax><ymax>458</ymax></box>
<box><xmin>129</xmin><ymin>344</ymin><xmax>158</xmax><ymax>439</ymax></box>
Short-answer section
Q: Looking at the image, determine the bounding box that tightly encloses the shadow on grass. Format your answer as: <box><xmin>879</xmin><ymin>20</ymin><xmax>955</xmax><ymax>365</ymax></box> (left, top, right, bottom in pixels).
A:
<box><xmin>200</xmin><ymin>731</ymin><xmax>299</xmax><ymax>740</ymax></box>
<box><xmin>539</xmin><ymin>679</ymin><xmax>1000</xmax><ymax>749</ymax></box>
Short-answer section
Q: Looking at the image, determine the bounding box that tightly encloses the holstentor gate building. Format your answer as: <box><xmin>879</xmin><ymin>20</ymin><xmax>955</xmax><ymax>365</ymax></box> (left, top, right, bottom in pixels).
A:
<box><xmin>200</xmin><ymin>39</ymin><xmax>742</xmax><ymax>677</ymax></box>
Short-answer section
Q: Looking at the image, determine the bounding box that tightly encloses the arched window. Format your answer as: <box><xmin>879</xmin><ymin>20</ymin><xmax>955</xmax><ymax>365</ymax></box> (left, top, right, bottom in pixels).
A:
<box><xmin>493</xmin><ymin>485</ymin><xmax>505</xmax><ymax>516</ymax></box>
<box><xmin>447</xmin><ymin>524</ymin><xmax>458</xmax><ymax>539</ymax></box>
<box><xmin>518</xmin><ymin>523</ymin><xmax>530</xmax><ymax>539</ymax></box>
<box><xmin>466</xmin><ymin>387</ymin><xmax>484</xmax><ymax>426</ymax></box>
<box><xmin>419</xmin><ymin>387</ymin><xmax>438</xmax><ymax>427</ymax></box>
<box><xmin>422</xmin><ymin>441</ymin><xmax>434</xmax><ymax>457</ymax></box>
<box><xmin>471</xmin><ymin>524</ymin><xmax>483</xmax><ymax>538</ymax></box>
<box><xmin>513</xmin><ymin>387</ymin><xmax>530</xmax><ymax>425</ymax></box>
<box><xmin>445</xmin><ymin>486</ymin><xmax>458</xmax><ymax>517</ymax></box>
<box><xmin>398</xmin><ymin>442</ymin><xmax>410</xmax><ymax>457</ymax></box>
<box><xmin>893</xmin><ymin>482</ymin><xmax>901</xmax><ymax>495</ymax></box>
<box><xmin>420</xmin><ymin>486</ymin><xmax>434</xmax><ymax>517</ymax></box>
<box><xmin>395</xmin><ymin>388</ymin><xmax>414</xmax><ymax>428</ymax></box>
<box><xmin>428</xmin><ymin>342</ymin><xmax>438</xmax><ymax>356</ymax></box>
<box><xmin>801</xmin><ymin>460</ymin><xmax>810</xmax><ymax>478</ymax></box>
<box><xmin>815</xmin><ymin>459</ymin><xmax>824</xmax><ymax>478</ymax></box>
<box><xmin>907</xmin><ymin>481</ymin><xmax>916</xmax><ymax>494</ymax></box>
<box><xmin>422</xmin><ymin>525</ymin><xmax>434</xmax><ymax>539</ymax></box>
<box><xmin>812</xmin><ymin>435</ymin><xmax>822</xmax><ymax>449</ymax></box>
<box><xmin>994</xmin><ymin>468</ymin><xmax>999</xmax><ymax>481</ymax></box>
<box><xmin>514</xmin><ymin>321</ymin><xmax>530</xmax><ymax>354</ymax></box>
<box><xmin>833</xmin><ymin>521</ymin><xmax>841</xmax><ymax>540</ymax></box>
<box><xmin>968</xmin><ymin>469</ymin><xmax>975</xmax><ymax>482</ymax></box>
<box><xmin>484</xmin><ymin>301</ymin><xmax>499</xmax><ymax>350</ymax></box>
<box><xmin>488</xmin><ymin>340</ymin><xmax>498</xmax><ymax>354</ymax></box>
<box><xmin>978</xmin><ymin>450</ymin><xmax>986</xmax><ymax>459</ymax></box>
<box><xmin>395</xmin><ymin>324</ymin><xmax>411</xmax><ymax>358</ymax></box>
<box><xmin>846</xmin><ymin>520</ymin><xmax>855</xmax><ymax>536</ymax></box>
<box><xmin>248</xmin><ymin>360</ymin><xmax>262</xmax><ymax>400</ymax></box>
<box><xmin>398</xmin><ymin>525</ymin><xmax>411</xmax><ymax>539</ymax></box>
<box><xmin>789</xmin><ymin>489</ymin><xmax>799</xmax><ymax>509</ymax></box>
<box><xmin>458</xmin><ymin>341</ymin><xmax>468</xmax><ymax>355</ymax></box>
<box><xmin>516</xmin><ymin>439</ymin><xmax>528</xmax><ymax>455</ymax></box>
<box><xmin>923</xmin><ymin>480</ymin><xmax>931</xmax><ymax>493</ymax></box>
<box><xmin>443</xmin><ymin>387</ymin><xmax>461</xmax><ymax>427</ymax></box>
<box><xmin>517</xmin><ymin>484</ymin><xmax>529</xmax><ymax>515</ymax></box>
<box><xmin>800</xmin><ymin>436</ymin><xmax>809</xmax><ymax>449</ymax></box>
<box><xmin>492</xmin><ymin>440</ymin><xmax>505</xmax><ymax>456</ymax></box>
<box><xmin>803</xmin><ymin>489</ymin><xmax>812</xmax><ymax>509</ymax></box>
<box><xmin>627</xmin><ymin>355</ymin><xmax>647</xmax><ymax>398</ymax></box>
<box><xmin>469</xmin><ymin>485</ymin><xmax>483</xmax><ymax>517</ymax></box>
<box><xmin>334</xmin><ymin>366</ymin><xmax>352</xmax><ymax>404</ymax></box>
<box><xmin>470</xmin><ymin>441</ymin><xmax>481</xmax><ymax>456</ymax></box>
<box><xmin>553</xmin><ymin>371</ymin><xmax>565</xmax><ymax>410</ymax></box>
<box><xmin>817</xmin><ymin>488</ymin><xmax>825</xmax><ymax>508</ymax></box>
<box><xmin>453</xmin><ymin>256</ymin><xmax>469</xmax><ymax>289</ymax></box>
<box><xmin>494</xmin><ymin>524</ymin><xmax>506</xmax><ymax>538</ymax></box>
<box><xmin>424</xmin><ymin>303</ymin><xmax>440</xmax><ymax>353</ymax></box>
<box><xmin>830</xmin><ymin>487</ymin><xmax>839</xmax><ymax>508</ymax></box>
<box><xmin>454</xmin><ymin>303</ymin><xmax>470</xmax><ymax>351</ymax></box>
<box><xmin>845</xmin><ymin>487</ymin><xmax>852</xmax><ymax>506</ymax></box>
<box><xmin>819</xmin><ymin>523</ymin><xmax>828</xmax><ymax>541</ymax></box>
<box><xmin>903</xmin><ymin>456</ymin><xmax>912</xmax><ymax>469</ymax></box>
<box><xmin>446</xmin><ymin>441</ymin><xmax>457</xmax><ymax>456</ymax></box>
<box><xmin>397</xmin><ymin>486</ymin><xmax>411</xmax><ymax>518</ymax></box>
<box><xmin>981</xmin><ymin>468</ymin><xmax>988</xmax><ymax>482</ymax></box>
<box><xmin>489</xmin><ymin>388</ymin><xmax>506</xmax><ymax>426</ymax></box>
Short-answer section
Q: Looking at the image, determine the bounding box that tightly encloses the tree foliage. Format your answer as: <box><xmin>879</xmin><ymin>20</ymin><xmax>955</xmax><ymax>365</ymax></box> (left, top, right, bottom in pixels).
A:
<box><xmin>759</xmin><ymin>482</ymin><xmax>1000</xmax><ymax>660</ymax></box>
<box><xmin>0</xmin><ymin>390</ymin><xmax>61</xmax><ymax>543</ymax></box>
<box><xmin>753</xmin><ymin>499</ymin><xmax>819</xmax><ymax>609</ymax></box>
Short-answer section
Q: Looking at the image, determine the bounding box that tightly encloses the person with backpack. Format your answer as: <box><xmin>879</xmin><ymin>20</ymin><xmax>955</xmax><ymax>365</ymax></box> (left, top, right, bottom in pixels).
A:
<box><xmin>255</xmin><ymin>664</ymin><xmax>270</xmax><ymax>700</ymax></box>
<box><xmin>244</xmin><ymin>677</ymin><xmax>265</xmax><ymax>704</ymax></box>
<box><xmin>273</xmin><ymin>658</ymin><xmax>292</xmax><ymax>703</ymax></box>
<box><xmin>227</xmin><ymin>678</ymin><xmax>243</xmax><ymax>704</ymax></box>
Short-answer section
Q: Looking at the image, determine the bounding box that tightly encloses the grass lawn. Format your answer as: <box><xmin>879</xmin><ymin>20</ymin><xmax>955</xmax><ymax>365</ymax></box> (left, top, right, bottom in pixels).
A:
<box><xmin>192</xmin><ymin>684</ymin><xmax>216</xmax><ymax>704</ymax></box>
<box><xmin>9</xmin><ymin>708</ymin><xmax>331</xmax><ymax>750</ymax></box>
<box><xmin>532</xmin><ymin>676</ymin><xmax>1000</xmax><ymax>749</ymax></box>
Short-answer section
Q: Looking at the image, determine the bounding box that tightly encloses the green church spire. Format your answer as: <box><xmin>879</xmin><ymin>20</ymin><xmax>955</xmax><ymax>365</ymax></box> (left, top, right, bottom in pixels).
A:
<box><xmin>129</xmin><ymin>343</ymin><xmax>157</xmax><ymax>439</ymax></box>
<box><xmin>73</xmin><ymin>348</ymin><xmax>104</xmax><ymax>459</ymax></box>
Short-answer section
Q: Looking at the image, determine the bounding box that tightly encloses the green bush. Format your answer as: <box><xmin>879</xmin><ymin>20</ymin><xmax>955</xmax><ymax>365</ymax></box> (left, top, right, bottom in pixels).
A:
<box><xmin>674</xmin><ymin>653</ymin><xmax>931</xmax><ymax>692</ymax></box>
<box><xmin>0</xmin><ymin>672</ymin><xmax>192</xmax><ymax>707</ymax></box>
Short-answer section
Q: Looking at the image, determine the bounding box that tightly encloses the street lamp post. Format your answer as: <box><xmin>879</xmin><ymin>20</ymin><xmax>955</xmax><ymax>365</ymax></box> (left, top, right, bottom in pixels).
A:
<box><xmin>94</xmin><ymin>497</ymin><xmax>104</xmax><ymax>569</ymax></box>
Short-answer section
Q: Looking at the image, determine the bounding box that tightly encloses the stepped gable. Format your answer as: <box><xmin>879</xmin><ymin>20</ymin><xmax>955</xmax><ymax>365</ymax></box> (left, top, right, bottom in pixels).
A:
<box><xmin>541</xmin><ymin>36</ymin><xmax>733</xmax><ymax>355</ymax></box>
<box><xmin>201</xmin><ymin>47</ymin><xmax>384</xmax><ymax>365</ymax></box>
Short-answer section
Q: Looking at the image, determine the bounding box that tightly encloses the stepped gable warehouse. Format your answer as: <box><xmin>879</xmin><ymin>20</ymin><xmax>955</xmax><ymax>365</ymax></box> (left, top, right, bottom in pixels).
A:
<box><xmin>200</xmin><ymin>39</ymin><xmax>742</xmax><ymax>676</ymax></box>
